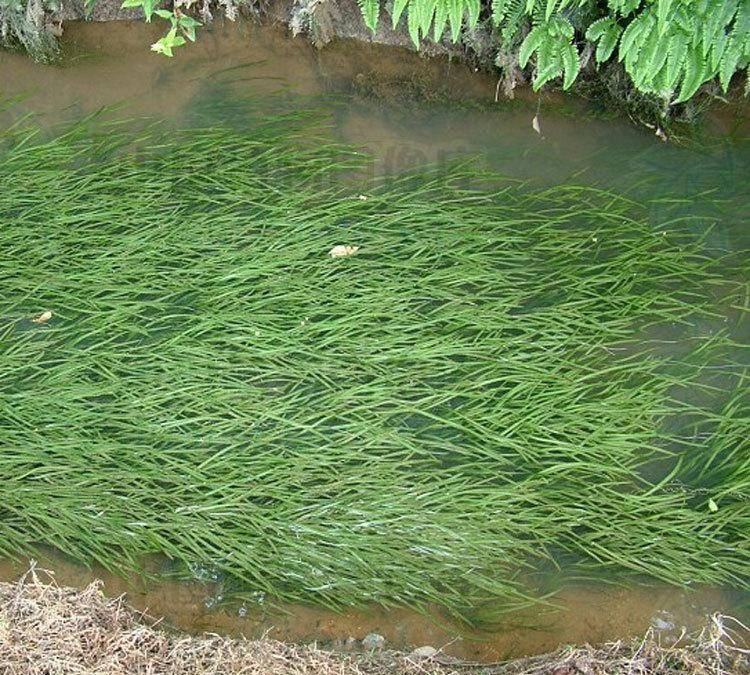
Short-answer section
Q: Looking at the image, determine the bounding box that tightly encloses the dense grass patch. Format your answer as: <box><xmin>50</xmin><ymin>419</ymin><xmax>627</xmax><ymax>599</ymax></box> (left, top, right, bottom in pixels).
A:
<box><xmin>0</xmin><ymin>111</ymin><xmax>748</xmax><ymax>620</ymax></box>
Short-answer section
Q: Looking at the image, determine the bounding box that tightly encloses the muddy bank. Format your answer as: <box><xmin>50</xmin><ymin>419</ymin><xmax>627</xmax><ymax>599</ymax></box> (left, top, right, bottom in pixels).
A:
<box><xmin>2</xmin><ymin>568</ymin><xmax>748</xmax><ymax>675</ymax></box>
<box><xmin>0</xmin><ymin>553</ymin><xmax>746</xmax><ymax>663</ymax></box>
<box><xmin>55</xmin><ymin>0</ymin><xmax>465</xmax><ymax>58</ymax></box>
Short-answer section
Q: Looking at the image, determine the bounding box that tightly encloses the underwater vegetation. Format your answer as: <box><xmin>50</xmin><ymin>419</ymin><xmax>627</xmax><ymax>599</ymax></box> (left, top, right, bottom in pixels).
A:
<box><xmin>0</xmin><ymin>109</ymin><xmax>747</xmax><ymax>622</ymax></box>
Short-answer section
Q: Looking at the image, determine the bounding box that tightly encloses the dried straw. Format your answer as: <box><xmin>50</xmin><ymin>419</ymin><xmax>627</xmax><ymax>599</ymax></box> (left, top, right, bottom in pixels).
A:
<box><xmin>1</xmin><ymin>567</ymin><xmax>748</xmax><ymax>675</ymax></box>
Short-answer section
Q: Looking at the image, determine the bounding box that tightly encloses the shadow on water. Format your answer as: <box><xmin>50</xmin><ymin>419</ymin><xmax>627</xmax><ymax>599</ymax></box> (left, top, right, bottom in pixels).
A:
<box><xmin>0</xmin><ymin>19</ymin><xmax>748</xmax><ymax>661</ymax></box>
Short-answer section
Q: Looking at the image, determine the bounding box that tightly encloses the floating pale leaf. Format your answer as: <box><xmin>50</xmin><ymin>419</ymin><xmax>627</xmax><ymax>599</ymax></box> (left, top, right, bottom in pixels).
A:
<box><xmin>532</xmin><ymin>113</ymin><xmax>541</xmax><ymax>135</ymax></box>
<box><xmin>708</xmin><ymin>498</ymin><xmax>718</xmax><ymax>512</ymax></box>
<box><xmin>32</xmin><ymin>310</ymin><xmax>53</xmax><ymax>324</ymax></box>
<box><xmin>328</xmin><ymin>245</ymin><xmax>360</xmax><ymax>258</ymax></box>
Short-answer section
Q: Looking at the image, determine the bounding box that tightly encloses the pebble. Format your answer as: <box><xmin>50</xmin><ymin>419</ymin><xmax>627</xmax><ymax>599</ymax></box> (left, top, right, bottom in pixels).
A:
<box><xmin>652</xmin><ymin>617</ymin><xmax>675</xmax><ymax>631</ymax></box>
<box><xmin>410</xmin><ymin>645</ymin><xmax>437</xmax><ymax>659</ymax></box>
<box><xmin>362</xmin><ymin>633</ymin><xmax>385</xmax><ymax>651</ymax></box>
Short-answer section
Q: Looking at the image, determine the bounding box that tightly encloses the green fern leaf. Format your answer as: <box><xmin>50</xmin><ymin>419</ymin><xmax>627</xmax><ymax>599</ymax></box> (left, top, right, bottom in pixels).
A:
<box><xmin>737</xmin><ymin>0</ymin><xmax>750</xmax><ymax>43</ymax></box>
<box><xmin>561</xmin><ymin>41</ymin><xmax>580</xmax><ymax>88</ymax></box>
<box><xmin>499</xmin><ymin>0</ymin><xmax>529</xmax><ymax>42</ymax></box>
<box><xmin>676</xmin><ymin>43</ymin><xmax>708</xmax><ymax>102</ymax></box>
<box><xmin>596</xmin><ymin>23</ymin><xmax>623</xmax><ymax>62</ymax></box>
<box><xmin>608</xmin><ymin>0</ymin><xmax>641</xmax><ymax>16</ymax></box>
<box><xmin>702</xmin><ymin>0</ymin><xmax>736</xmax><ymax>58</ymax></box>
<box><xmin>533</xmin><ymin>60</ymin><xmax>562</xmax><ymax>89</ymax></box>
<box><xmin>531</xmin><ymin>32</ymin><xmax>563</xmax><ymax>89</ymax></box>
<box><xmin>673</xmin><ymin>4</ymin><xmax>692</xmax><ymax>34</ymax></box>
<box><xmin>545</xmin><ymin>0</ymin><xmax>557</xmax><ymax>21</ymax></box>
<box><xmin>550</xmin><ymin>15</ymin><xmax>574</xmax><ymax>39</ymax></box>
<box><xmin>360</xmin><ymin>0</ymin><xmax>380</xmax><ymax>31</ymax></box>
<box><xmin>407</xmin><ymin>4</ymin><xmax>422</xmax><ymax>46</ymax></box>
<box><xmin>447</xmin><ymin>0</ymin><xmax>463</xmax><ymax>41</ymax></box>
<box><xmin>465</xmin><ymin>0</ymin><xmax>481</xmax><ymax>29</ymax></box>
<box><xmin>519</xmin><ymin>24</ymin><xmax>547</xmax><ymax>67</ymax></box>
<box><xmin>664</xmin><ymin>31</ymin><xmax>688</xmax><ymax>91</ymax></box>
<box><xmin>586</xmin><ymin>17</ymin><xmax>615</xmax><ymax>41</ymax></box>
<box><xmin>491</xmin><ymin>0</ymin><xmax>510</xmax><ymax>25</ymax></box>
<box><xmin>433</xmin><ymin>0</ymin><xmax>449</xmax><ymax>39</ymax></box>
<box><xmin>632</xmin><ymin>15</ymin><xmax>662</xmax><ymax>89</ymax></box>
<box><xmin>417</xmin><ymin>0</ymin><xmax>437</xmax><ymax>35</ymax></box>
<box><xmin>710</xmin><ymin>30</ymin><xmax>728</xmax><ymax>71</ymax></box>
<box><xmin>719</xmin><ymin>39</ymin><xmax>742</xmax><ymax>90</ymax></box>
<box><xmin>652</xmin><ymin>58</ymin><xmax>670</xmax><ymax>93</ymax></box>
<box><xmin>391</xmin><ymin>0</ymin><xmax>409</xmax><ymax>28</ymax></box>
<box><xmin>618</xmin><ymin>11</ymin><xmax>649</xmax><ymax>63</ymax></box>
<box><xmin>525</xmin><ymin>0</ymin><xmax>536</xmax><ymax>13</ymax></box>
<box><xmin>656</xmin><ymin>0</ymin><xmax>672</xmax><ymax>36</ymax></box>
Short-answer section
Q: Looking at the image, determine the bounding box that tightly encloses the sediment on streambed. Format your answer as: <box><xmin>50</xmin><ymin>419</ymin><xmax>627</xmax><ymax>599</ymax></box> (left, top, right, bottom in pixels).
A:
<box><xmin>1</xmin><ymin>567</ymin><xmax>748</xmax><ymax>675</ymax></box>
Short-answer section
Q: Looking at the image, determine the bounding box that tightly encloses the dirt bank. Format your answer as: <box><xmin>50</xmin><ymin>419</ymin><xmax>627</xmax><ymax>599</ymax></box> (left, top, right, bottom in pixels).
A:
<box><xmin>55</xmin><ymin>0</ymin><xmax>465</xmax><ymax>57</ymax></box>
<box><xmin>1</xmin><ymin>567</ymin><xmax>748</xmax><ymax>675</ymax></box>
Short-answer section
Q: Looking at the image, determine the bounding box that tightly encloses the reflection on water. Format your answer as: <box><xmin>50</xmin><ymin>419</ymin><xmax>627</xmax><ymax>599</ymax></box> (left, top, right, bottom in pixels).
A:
<box><xmin>0</xmin><ymin>552</ymin><xmax>746</xmax><ymax>661</ymax></box>
<box><xmin>1</xmin><ymin>19</ymin><xmax>748</xmax><ymax>661</ymax></box>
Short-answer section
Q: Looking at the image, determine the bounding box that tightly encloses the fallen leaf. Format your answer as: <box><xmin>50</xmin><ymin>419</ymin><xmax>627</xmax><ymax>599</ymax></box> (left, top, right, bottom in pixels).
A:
<box><xmin>328</xmin><ymin>245</ymin><xmax>360</xmax><ymax>258</ymax></box>
<box><xmin>32</xmin><ymin>310</ymin><xmax>53</xmax><ymax>324</ymax></box>
<box><xmin>532</xmin><ymin>113</ymin><xmax>541</xmax><ymax>135</ymax></box>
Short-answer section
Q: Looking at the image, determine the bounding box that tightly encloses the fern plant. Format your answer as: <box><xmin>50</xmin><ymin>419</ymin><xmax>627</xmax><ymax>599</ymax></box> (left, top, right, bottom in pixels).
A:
<box><xmin>354</xmin><ymin>0</ymin><xmax>750</xmax><ymax>105</ymax></box>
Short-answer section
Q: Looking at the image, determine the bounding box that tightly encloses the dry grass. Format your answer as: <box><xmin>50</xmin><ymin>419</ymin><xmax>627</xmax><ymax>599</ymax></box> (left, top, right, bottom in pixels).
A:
<box><xmin>0</xmin><ymin>567</ymin><xmax>748</xmax><ymax>675</ymax></box>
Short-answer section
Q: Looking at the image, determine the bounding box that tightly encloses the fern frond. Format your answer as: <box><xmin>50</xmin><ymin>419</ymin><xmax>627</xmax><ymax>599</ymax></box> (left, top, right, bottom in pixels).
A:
<box><xmin>607</xmin><ymin>0</ymin><xmax>641</xmax><ymax>17</ymax></box>
<box><xmin>586</xmin><ymin>17</ymin><xmax>615</xmax><ymax>41</ymax></box>
<box><xmin>465</xmin><ymin>0</ymin><xmax>480</xmax><ymax>30</ymax></box>
<box><xmin>618</xmin><ymin>11</ymin><xmax>650</xmax><ymax>63</ymax></box>
<box><xmin>633</xmin><ymin>13</ymin><xmax>665</xmax><ymax>89</ymax></box>
<box><xmin>391</xmin><ymin>0</ymin><xmax>409</xmax><ymax>28</ymax></box>
<box><xmin>663</xmin><ymin>30</ymin><xmax>688</xmax><ymax>92</ymax></box>
<box><xmin>519</xmin><ymin>23</ymin><xmax>547</xmax><ymax>67</ymax></box>
<box><xmin>491</xmin><ymin>0</ymin><xmax>512</xmax><ymax>25</ymax></box>
<box><xmin>656</xmin><ymin>0</ymin><xmax>673</xmax><ymax>36</ymax></box>
<box><xmin>407</xmin><ymin>5</ymin><xmax>421</xmax><ymax>45</ymax></box>
<box><xmin>359</xmin><ymin>0</ymin><xmax>379</xmax><ymax>31</ymax></box>
<box><xmin>676</xmin><ymin>42</ymin><xmax>708</xmax><ymax>102</ymax></box>
<box><xmin>719</xmin><ymin>39</ymin><xmax>743</xmax><ymax>90</ymax></box>
<box><xmin>590</xmin><ymin>19</ymin><xmax>623</xmax><ymax>62</ymax></box>
<box><xmin>447</xmin><ymin>0</ymin><xmax>463</xmax><ymax>41</ymax></box>
<box><xmin>433</xmin><ymin>0</ymin><xmax>448</xmax><ymax>39</ymax></box>
<box><xmin>561</xmin><ymin>40</ymin><xmax>580</xmax><ymax>88</ymax></box>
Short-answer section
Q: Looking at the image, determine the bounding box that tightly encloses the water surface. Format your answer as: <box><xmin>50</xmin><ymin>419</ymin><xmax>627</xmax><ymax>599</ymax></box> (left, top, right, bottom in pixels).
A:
<box><xmin>0</xmin><ymin>19</ymin><xmax>748</xmax><ymax>660</ymax></box>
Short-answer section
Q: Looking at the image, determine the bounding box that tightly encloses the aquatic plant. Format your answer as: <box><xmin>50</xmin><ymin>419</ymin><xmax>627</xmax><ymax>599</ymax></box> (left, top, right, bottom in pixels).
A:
<box><xmin>0</xmin><ymin>110</ymin><xmax>747</xmax><ymax>619</ymax></box>
<box><xmin>3</xmin><ymin>571</ymin><xmax>749</xmax><ymax>674</ymax></box>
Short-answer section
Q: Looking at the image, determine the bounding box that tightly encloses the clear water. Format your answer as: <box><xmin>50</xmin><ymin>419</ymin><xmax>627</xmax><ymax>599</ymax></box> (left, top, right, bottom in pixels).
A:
<box><xmin>0</xmin><ymin>19</ymin><xmax>748</xmax><ymax>660</ymax></box>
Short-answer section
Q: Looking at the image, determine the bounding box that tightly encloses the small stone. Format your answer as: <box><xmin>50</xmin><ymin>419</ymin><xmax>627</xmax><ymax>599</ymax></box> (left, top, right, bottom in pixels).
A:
<box><xmin>652</xmin><ymin>617</ymin><xmax>675</xmax><ymax>630</ymax></box>
<box><xmin>410</xmin><ymin>645</ymin><xmax>437</xmax><ymax>659</ymax></box>
<box><xmin>344</xmin><ymin>637</ymin><xmax>358</xmax><ymax>651</ymax></box>
<box><xmin>362</xmin><ymin>633</ymin><xmax>385</xmax><ymax>651</ymax></box>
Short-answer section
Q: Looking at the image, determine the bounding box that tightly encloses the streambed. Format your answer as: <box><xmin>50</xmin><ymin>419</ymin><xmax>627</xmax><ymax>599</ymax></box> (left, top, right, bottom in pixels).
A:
<box><xmin>0</xmin><ymin>20</ymin><xmax>748</xmax><ymax>663</ymax></box>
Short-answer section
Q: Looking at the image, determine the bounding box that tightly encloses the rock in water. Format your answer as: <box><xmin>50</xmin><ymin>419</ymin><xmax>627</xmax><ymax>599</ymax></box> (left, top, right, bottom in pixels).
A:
<box><xmin>362</xmin><ymin>633</ymin><xmax>385</xmax><ymax>651</ymax></box>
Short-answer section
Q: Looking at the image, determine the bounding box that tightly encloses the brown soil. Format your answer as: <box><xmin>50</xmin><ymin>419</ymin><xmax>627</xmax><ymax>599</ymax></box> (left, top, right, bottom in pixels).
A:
<box><xmin>1</xmin><ymin>565</ymin><xmax>748</xmax><ymax>675</ymax></box>
<box><xmin>0</xmin><ymin>552</ymin><xmax>745</xmax><ymax>664</ymax></box>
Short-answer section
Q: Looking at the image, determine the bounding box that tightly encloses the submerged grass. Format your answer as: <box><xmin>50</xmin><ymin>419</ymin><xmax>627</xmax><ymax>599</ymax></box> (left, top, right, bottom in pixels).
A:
<box><xmin>0</xmin><ymin>109</ymin><xmax>748</xmax><ymax>621</ymax></box>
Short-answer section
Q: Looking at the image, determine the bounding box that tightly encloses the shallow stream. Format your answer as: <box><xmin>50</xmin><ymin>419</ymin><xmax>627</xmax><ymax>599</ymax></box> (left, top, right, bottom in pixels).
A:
<box><xmin>0</xmin><ymin>20</ymin><xmax>748</xmax><ymax>661</ymax></box>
